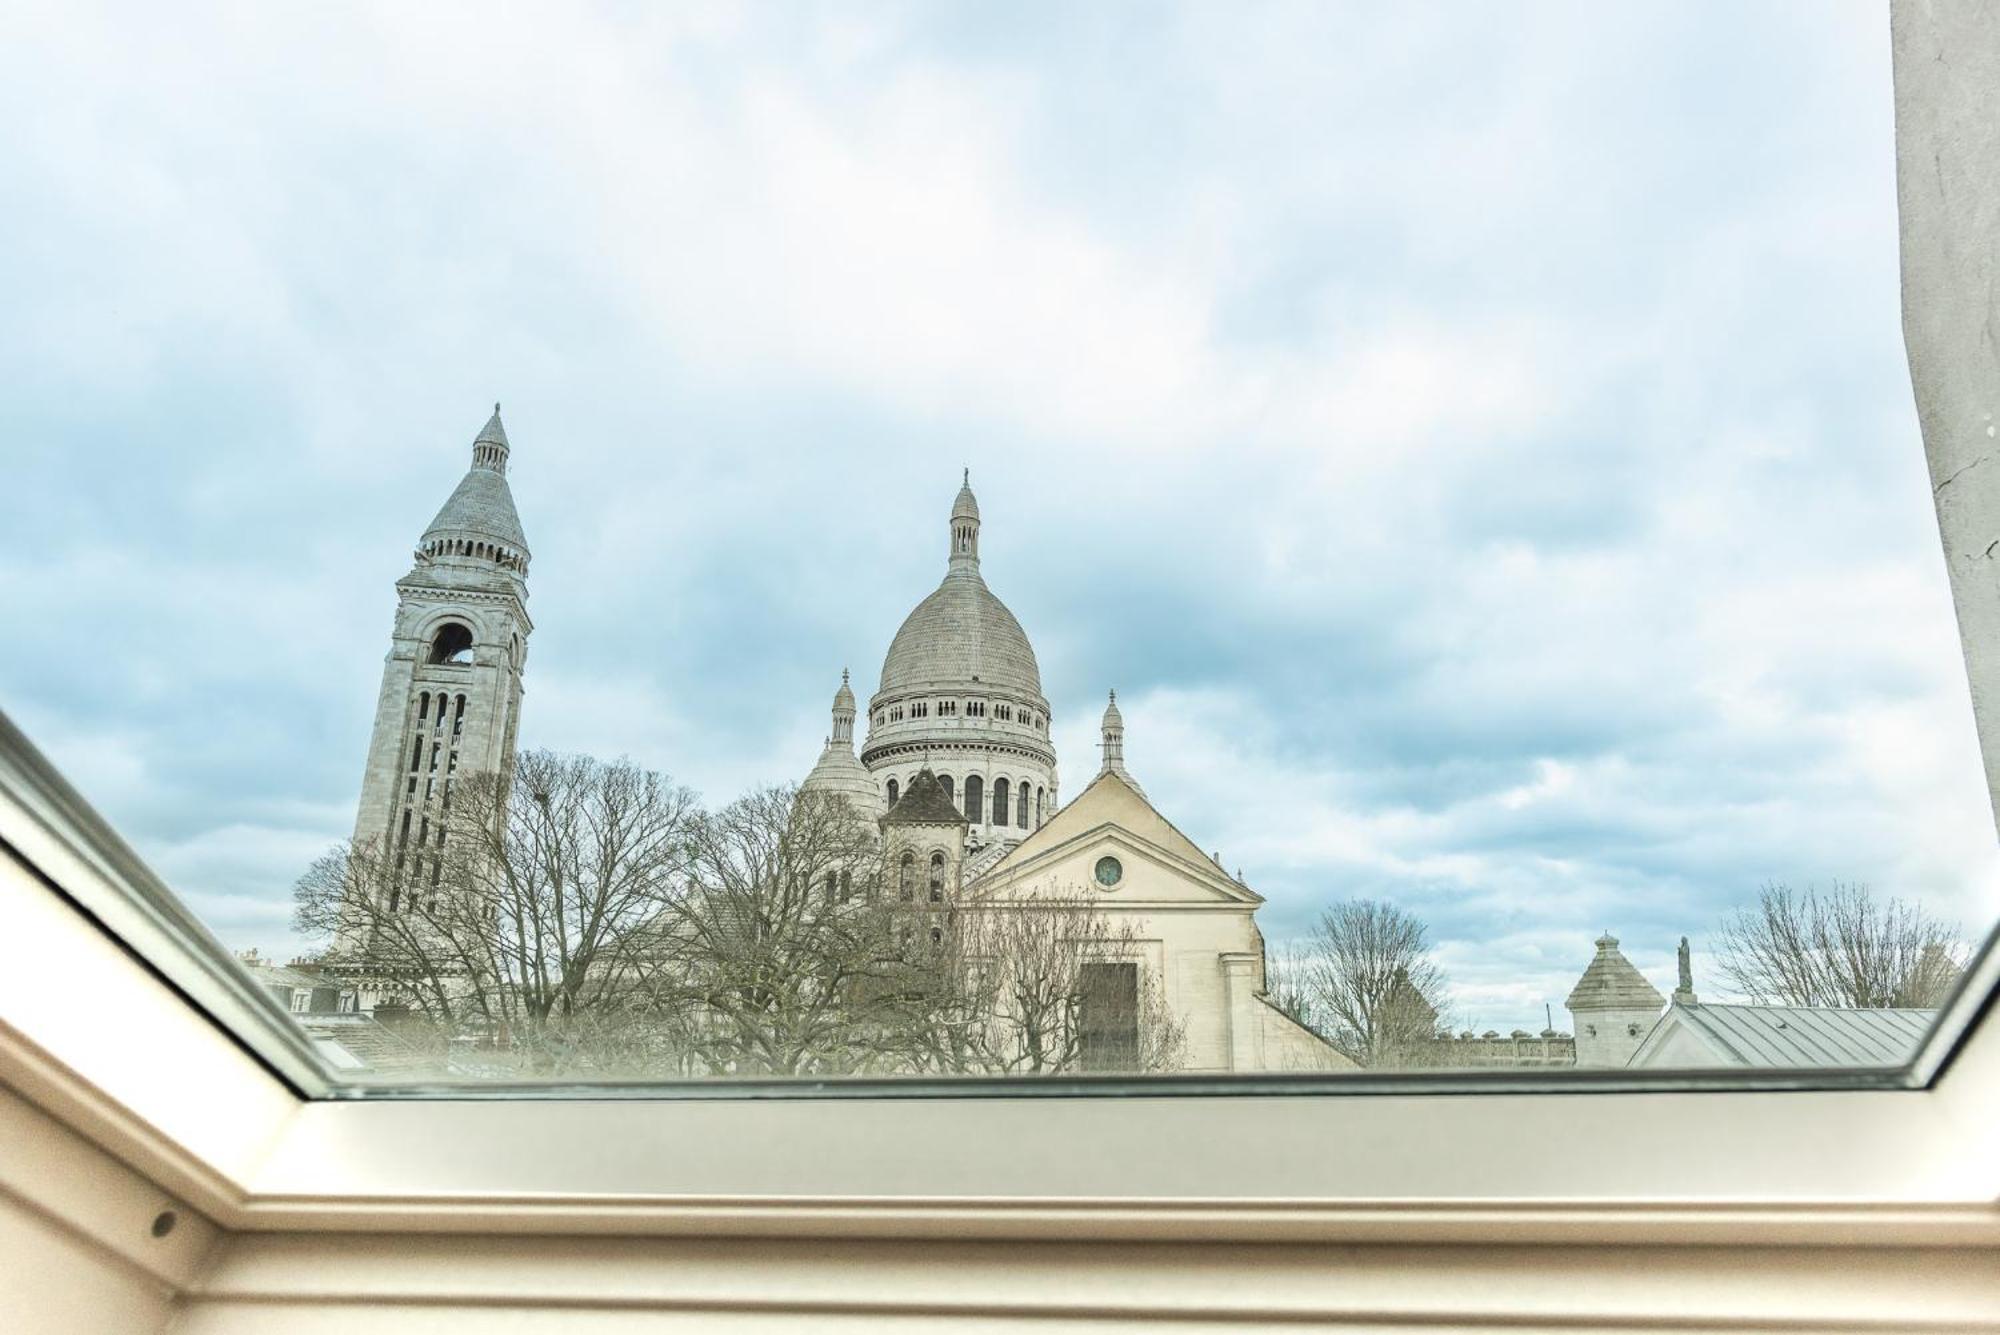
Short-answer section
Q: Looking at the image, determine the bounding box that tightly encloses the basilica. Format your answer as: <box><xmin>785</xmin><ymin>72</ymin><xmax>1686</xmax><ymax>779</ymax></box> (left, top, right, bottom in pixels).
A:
<box><xmin>343</xmin><ymin>407</ymin><xmax>1342</xmax><ymax>1073</ymax></box>
<box><xmin>797</xmin><ymin>475</ymin><xmax>1341</xmax><ymax>1073</ymax></box>
<box><xmin>326</xmin><ymin>407</ymin><xmax>1949</xmax><ymax>1079</ymax></box>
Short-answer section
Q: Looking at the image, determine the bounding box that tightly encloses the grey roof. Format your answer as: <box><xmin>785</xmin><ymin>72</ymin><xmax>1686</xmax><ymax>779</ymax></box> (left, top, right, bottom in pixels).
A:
<box><xmin>1565</xmin><ymin>933</ymin><xmax>1666</xmax><ymax>1012</ymax></box>
<box><xmin>424</xmin><ymin>467</ymin><xmax>529</xmax><ymax>550</ymax></box>
<box><xmin>879</xmin><ymin>571</ymin><xmax>1041</xmax><ymax>696</ymax></box>
<box><xmin>1663</xmin><ymin>1002</ymin><xmax>1935</xmax><ymax>1068</ymax></box>
<box><xmin>244</xmin><ymin>961</ymin><xmax>325</xmax><ymax>991</ymax></box>
<box><xmin>877</xmin><ymin>479</ymin><xmax>1040</xmax><ymax>698</ymax></box>
<box><xmin>475</xmin><ymin>404</ymin><xmax>509</xmax><ymax>449</ymax></box>
<box><xmin>801</xmin><ymin>739</ymin><xmax>877</xmax><ymax>808</ymax></box>
<box><xmin>882</xmin><ymin>768</ymin><xmax>968</xmax><ymax>827</ymax></box>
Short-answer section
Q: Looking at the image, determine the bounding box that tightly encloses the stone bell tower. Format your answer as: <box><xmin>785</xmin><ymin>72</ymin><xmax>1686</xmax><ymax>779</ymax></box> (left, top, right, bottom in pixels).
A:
<box><xmin>879</xmin><ymin>769</ymin><xmax>969</xmax><ymax>948</ymax></box>
<box><xmin>349</xmin><ymin>405</ymin><xmax>532</xmax><ymax>912</ymax></box>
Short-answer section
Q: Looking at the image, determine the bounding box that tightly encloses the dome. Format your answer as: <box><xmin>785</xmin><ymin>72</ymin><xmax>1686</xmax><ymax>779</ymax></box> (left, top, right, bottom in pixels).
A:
<box><xmin>952</xmin><ymin>471</ymin><xmax>979</xmax><ymax>521</ymax></box>
<box><xmin>802</xmin><ymin>741</ymin><xmax>878</xmax><ymax>812</ymax></box>
<box><xmin>878</xmin><ymin>572</ymin><xmax>1042</xmax><ymax>697</ymax></box>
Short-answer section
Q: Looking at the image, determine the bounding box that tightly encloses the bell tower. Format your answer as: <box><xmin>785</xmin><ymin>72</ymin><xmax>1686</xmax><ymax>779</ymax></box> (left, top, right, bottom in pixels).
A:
<box><xmin>349</xmin><ymin>405</ymin><xmax>533</xmax><ymax>912</ymax></box>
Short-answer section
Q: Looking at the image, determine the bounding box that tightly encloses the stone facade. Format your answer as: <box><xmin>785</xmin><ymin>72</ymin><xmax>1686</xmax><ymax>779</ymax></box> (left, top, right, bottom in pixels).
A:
<box><xmin>968</xmin><ymin>764</ymin><xmax>1347</xmax><ymax>1073</ymax></box>
<box><xmin>804</xmin><ymin>478</ymin><xmax>1346</xmax><ymax>1074</ymax></box>
<box><xmin>1565</xmin><ymin>933</ymin><xmax>1667</xmax><ymax>1068</ymax></box>
<box><xmin>347</xmin><ymin>406</ymin><xmax>531</xmax><ymax>939</ymax></box>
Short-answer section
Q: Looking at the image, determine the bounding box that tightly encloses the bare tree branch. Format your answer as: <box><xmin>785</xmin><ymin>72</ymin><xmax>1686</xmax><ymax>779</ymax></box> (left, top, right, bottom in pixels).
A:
<box><xmin>1716</xmin><ymin>881</ymin><xmax>1964</xmax><ymax>1008</ymax></box>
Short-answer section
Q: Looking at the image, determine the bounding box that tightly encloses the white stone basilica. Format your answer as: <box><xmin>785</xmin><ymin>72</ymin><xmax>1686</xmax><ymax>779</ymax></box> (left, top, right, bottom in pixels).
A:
<box><xmin>802</xmin><ymin>472</ymin><xmax>1060</xmax><ymax>879</ymax></box>
<box><xmin>801</xmin><ymin>474</ymin><xmax>1345</xmax><ymax>1073</ymax></box>
<box><xmin>338</xmin><ymin>409</ymin><xmax>1838</xmax><ymax>1078</ymax></box>
<box><xmin>345</xmin><ymin>409</ymin><xmax>1342</xmax><ymax>1072</ymax></box>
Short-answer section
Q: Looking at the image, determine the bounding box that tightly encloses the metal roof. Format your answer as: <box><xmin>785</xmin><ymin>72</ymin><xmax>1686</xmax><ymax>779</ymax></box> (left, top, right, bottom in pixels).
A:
<box><xmin>1667</xmin><ymin>1002</ymin><xmax>1936</xmax><ymax>1068</ymax></box>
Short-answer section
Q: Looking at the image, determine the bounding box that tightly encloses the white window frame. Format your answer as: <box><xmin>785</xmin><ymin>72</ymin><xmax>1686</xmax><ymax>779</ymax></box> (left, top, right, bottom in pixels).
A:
<box><xmin>1</xmin><ymin>9</ymin><xmax>1998</xmax><ymax>1325</ymax></box>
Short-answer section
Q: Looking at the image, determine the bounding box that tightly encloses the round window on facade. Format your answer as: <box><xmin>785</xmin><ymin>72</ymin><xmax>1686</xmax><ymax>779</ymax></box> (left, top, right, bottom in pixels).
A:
<box><xmin>1094</xmin><ymin>855</ymin><xmax>1122</xmax><ymax>888</ymax></box>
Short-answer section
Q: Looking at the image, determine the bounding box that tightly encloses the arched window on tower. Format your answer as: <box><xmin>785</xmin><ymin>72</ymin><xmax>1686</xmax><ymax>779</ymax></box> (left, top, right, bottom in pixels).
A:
<box><xmin>992</xmin><ymin>778</ymin><xmax>1009</xmax><ymax>826</ymax></box>
<box><xmin>428</xmin><ymin>622</ymin><xmax>475</xmax><ymax>665</ymax></box>
<box><xmin>899</xmin><ymin>851</ymin><xmax>916</xmax><ymax>902</ymax></box>
<box><xmin>939</xmin><ymin>775</ymin><xmax>953</xmax><ymax>803</ymax></box>
<box><xmin>886</xmin><ymin>778</ymin><xmax>900</xmax><ymax>806</ymax></box>
<box><xmin>1017</xmin><ymin>783</ymin><xmax>1030</xmax><ymax>827</ymax></box>
<box><xmin>1036</xmin><ymin>786</ymin><xmax>1046</xmax><ymax>825</ymax></box>
<box><xmin>964</xmin><ymin>775</ymin><xmax>983</xmax><ymax>825</ymax></box>
<box><xmin>928</xmin><ymin>851</ymin><xmax>945</xmax><ymax>903</ymax></box>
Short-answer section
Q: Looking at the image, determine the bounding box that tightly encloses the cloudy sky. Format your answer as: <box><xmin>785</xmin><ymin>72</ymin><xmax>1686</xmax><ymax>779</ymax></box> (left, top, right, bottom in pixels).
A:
<box><xmin>3</xmin><ymin>3</ymin><xmax>1993</xmax><ymax>1029</ymax></box>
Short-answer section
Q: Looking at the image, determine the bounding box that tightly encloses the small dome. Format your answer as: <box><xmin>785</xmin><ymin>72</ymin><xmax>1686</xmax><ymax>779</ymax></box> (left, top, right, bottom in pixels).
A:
<box><xmin>474</xmin><ymin>404</ymin><xmax>509</xmax><ymax>449</ymax></box>
<box><xmin>1102</xmin><ymin>690</ymin><xmax>1123</xmax><ymax>729</ymax></box>
<box><xmin>833</xmin><ymin>668</ymin><xmax>856</xmax><ymax>712</ymax></box>
<box><xmin>952</xmin><ymin>470</ymin><xmax>979</xmax><ymax>521</ymax></box>
<box><xmin>802</xmin><ymin>741</ymin><xmax>877</xmax><ymax>811</ymax></box>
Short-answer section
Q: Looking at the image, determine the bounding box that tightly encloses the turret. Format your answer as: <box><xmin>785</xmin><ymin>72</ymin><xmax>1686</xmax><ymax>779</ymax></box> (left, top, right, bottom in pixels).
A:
<box><xmin>949</xmin><ymin>468</ymin><xmax>980</xmax><ymax>571</ymax></box>
<box><xmin>1099</xmin><ymin>690</ymin><xmax>1145</xmax><ymax>796</ymax></box>
<box><xmin>831</xmin><ymin>668</ymin><xmax>856</xmax><ymax>748</ymax></box>
<box><xmin>802</xmin><ymin>668</ymin><xmax>878</xmax><ymax>815</ymax></box>
<box><xmin>1565</xmin><ymin>933</ymin><xmax>1666</xmax><ymax>1068</ymax></box>
<box><xmin>880</xmin><ymin>769</ymin><xmax>969</xmax><ymax>949</ymax></box>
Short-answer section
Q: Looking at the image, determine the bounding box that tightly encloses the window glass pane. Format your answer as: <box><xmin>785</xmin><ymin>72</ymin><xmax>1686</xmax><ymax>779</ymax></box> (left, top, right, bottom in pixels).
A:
<box><xmin>2</xmin><ymin>6</ymin><xmax>1993</xmax><ymax>1089</ymax></box>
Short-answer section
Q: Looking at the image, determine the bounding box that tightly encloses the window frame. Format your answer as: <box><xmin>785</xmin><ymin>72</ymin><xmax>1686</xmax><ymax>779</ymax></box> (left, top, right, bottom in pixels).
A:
<box><xmin>6</xmin><ymin>709</ymin><xmax>2000</xmax><ymax>1245</ymax></box>
<box><xmin>2</xmin><ymin>1</ymin><xmax>1998</xmax><ymax>1254</ymax></box>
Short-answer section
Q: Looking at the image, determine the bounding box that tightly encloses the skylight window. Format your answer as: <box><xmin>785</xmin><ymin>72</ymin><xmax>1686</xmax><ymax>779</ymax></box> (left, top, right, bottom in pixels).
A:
<box><xmin>1</xmin><ymin>5</ymin><xmax>1994</xmax><ymax>1096</ymax></box>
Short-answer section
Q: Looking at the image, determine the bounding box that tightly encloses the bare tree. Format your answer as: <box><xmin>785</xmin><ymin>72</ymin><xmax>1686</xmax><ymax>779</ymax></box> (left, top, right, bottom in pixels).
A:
<box><xmin>294</xmin><ymin>750</ymin><xmax>699</xmax><ymax>1074</ymax></box>
<box><xmin>652</xmin><ymin>786</ymin><xmax>898</xmax><ymax>1076</ymax></box>
<box><xmin>1289</xmin><ymin>899</ymin><xmax>1448</xmax><ymax>1067</ymax></box>
<box><xmin>1262</xmin><ymin>940</ymin><xmax>1322</xmax><ymax>1035</ymax></box>
<box><xmin>895</xmin><ymin>885</ymin><xmax>1188</xmax><ymax>1076</ymax></box>
<box><xmin>1716</xmin><ymin>882</ymin><xmax>1964</xmax><ymax>1008</ymax></box>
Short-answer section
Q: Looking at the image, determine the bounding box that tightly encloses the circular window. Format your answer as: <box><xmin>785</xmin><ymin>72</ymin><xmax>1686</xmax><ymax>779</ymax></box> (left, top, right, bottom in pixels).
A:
<box><xmin>1094</xmin><ymin>855</ymin><xmax>1123</xmax><ymax>888</ymax></box>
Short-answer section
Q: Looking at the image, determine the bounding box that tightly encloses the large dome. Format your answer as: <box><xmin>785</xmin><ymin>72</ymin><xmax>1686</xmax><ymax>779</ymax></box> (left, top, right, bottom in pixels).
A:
<box><xmin>879</xmin><ymin>571</ymin><xmax>1042</xmax><ymax>697</ymax></box>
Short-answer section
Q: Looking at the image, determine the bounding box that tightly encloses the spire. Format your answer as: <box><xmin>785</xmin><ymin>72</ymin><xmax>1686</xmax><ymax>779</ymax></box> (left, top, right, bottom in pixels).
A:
<box><xmin>831</xmin><ymin>668</ymin><xmax>856</xmax><ymax>747</ymax></box>
<box><xmin>949</xmin><ymin>472</ymin><xmax>980</xmax><ymax>571</ymax></box>
<box><xmin>420</xmin><ymin>403</ymin><xmax>530</xmax><ymax>560</ymax></box>
<box><xmin>472</xmin><ymin>402</ymin><xmax>510</xmax><ymax>474</ymax></box>
<box><xmin>1100</xmin><ymin>690</ymin><xmax>1125</xmax><ymax>773</ymax></box>
<box><xmin>1098</xmin><ymin>689</ymin><xmax>1143</xmax><ymax>794</ymax></box>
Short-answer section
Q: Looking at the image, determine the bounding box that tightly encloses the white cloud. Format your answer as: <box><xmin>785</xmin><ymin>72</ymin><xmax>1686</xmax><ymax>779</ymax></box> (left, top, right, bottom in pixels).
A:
<box><xmin>1</xmin><ymin>3</ymin><xmax>1991</xmax><ymax>1028</ymax></box>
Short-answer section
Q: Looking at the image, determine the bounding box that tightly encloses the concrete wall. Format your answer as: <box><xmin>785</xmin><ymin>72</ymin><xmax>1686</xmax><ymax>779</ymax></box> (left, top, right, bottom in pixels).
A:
<box><xmin>1896</xmin><ymin>0</ymin><xmax>2000</xmax><ymax>835</ymax></box>
<box><xmin>0</xmin><ymin>1196</ymin><xmax>175</xmax><ymax>1335</ymax></box>
<box><xmin>1570</xmin><ymin>1006</ymin><xmax>1662</xmax><ymax>1068</ymax></box>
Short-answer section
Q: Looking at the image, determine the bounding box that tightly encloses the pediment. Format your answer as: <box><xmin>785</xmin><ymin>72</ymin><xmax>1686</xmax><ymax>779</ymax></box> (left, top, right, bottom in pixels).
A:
<box><xmin>970</xmin><ymin>771</ymin><xmax>1259</xmax><ymax>905</ymax></box>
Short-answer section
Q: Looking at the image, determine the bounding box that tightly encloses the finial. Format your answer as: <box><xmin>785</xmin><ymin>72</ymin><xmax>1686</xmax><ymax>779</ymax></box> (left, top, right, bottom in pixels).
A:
<box><xmin>494</xmin><ymin>401</ymin><xmax>501</xmax><ymax>414</ymax></box>
<box><xmin>841</xmin><ymin>667</ymin><xmax>849</xmax><ymax>685</ymax></box>
<box><xmin>963</xmin><ymin>466</ymin><xmax>969</xmax><ymax>486</ymax></box>
<box><xmin>1108</xmin><ymin>688</ymin><xmax>1116</xmax><ymax>703</ymax></box>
